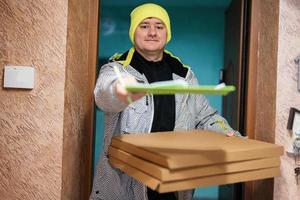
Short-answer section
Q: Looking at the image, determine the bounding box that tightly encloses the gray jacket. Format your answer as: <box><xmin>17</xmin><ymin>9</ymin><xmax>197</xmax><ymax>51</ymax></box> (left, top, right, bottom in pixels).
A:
<box><xmin>90</xmin><ymin>61</ymin><xmax>238</xmax><ymax>200</ymax></box>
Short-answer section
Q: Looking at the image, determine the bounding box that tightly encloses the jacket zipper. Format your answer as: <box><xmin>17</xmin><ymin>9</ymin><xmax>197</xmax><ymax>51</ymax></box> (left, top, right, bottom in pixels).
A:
<box><xmin>148</xmin><ymin>94</ymin><xmax>154</xmax><ymax>133</ymax></box>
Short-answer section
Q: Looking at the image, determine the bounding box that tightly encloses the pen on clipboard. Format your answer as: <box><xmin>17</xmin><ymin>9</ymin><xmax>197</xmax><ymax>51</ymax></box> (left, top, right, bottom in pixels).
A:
<box><xmin>113</xmin><ymin>65</ymin><xmax>133</xmax><ymax>104</ymax></box>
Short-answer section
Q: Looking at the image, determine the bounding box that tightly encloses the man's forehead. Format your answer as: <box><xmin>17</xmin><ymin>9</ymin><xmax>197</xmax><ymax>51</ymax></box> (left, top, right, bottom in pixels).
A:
<box><xmin>140</xmin><ymin>17</ymin><xmax>164</xmax><ymax>24</ymax></box>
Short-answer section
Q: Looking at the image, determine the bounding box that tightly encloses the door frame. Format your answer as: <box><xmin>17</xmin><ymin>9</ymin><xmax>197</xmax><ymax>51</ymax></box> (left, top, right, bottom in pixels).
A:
<box><xmin>244</xmin><ymin>0</ymin><xmax>279</xmax><ymax>199</ymax></box>
<box><xmin>85</xmin><ymin>0</ymin><xmax>99</xmax><ymax>198</ymax></box>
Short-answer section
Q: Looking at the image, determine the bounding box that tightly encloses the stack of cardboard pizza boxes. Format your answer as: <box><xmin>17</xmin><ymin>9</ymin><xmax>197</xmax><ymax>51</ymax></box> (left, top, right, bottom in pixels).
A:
<box><xmin>109</xmin><ymin>130</ymin><xmax>283</xmax><ymax>193</ymax></box>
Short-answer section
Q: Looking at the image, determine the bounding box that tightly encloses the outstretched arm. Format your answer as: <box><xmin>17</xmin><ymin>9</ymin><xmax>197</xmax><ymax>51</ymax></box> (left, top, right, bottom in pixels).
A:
<box><xmin>94</xmin><ymin>63</ymin><xmax>145</xmax><ymax>113</ymax></box>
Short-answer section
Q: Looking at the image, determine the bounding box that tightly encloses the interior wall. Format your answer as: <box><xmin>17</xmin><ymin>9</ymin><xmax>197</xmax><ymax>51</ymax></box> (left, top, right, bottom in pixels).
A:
<box><xmin>0</xmin><ymin>1</ymin><xmax>96</xmax><ymax>199</ymax></box>
<box><xmin>0</xmin><ymin>1</ymin><xmax>68</xmax><ymax>199</ymax></box>
<box><xmin>274</xmin><ymin>0</ymin><xmax>300</xmax><ymax>199</ymax></box>
<box><xmin>62</xmin><ymin>0</ymin><xmax>97</xmax><ymax>199</ymax></box>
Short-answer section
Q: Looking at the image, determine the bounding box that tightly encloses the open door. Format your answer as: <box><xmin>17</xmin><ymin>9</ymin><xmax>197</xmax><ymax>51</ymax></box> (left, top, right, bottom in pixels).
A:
<box><xmin>222</xmin><ymin>0</ymin><xmax>247</xmax><ymax>131</ymax></box>
<box><xmin>220</xmin><ymin>0</ymin><xmax>248</xmax><ymax>199</ymax></box>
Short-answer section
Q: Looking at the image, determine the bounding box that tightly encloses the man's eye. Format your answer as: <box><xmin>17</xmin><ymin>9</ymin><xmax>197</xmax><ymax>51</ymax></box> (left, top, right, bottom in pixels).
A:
<box><xmin>156</xmin><ymin>26</ymin><xmax>164</xmax><ymax>30</ymax></box>
<box><xmin>140</xmin><ymin>25</ymin><xmax>149</xmax><ymax>29</ymax></box>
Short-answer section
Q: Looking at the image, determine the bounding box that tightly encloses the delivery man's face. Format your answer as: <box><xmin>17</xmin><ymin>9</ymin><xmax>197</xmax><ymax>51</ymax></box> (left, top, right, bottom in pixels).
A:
<box><xmin>134</xmin><ymin>17</ymin><xmax>167</xmax><ymax>55</ymax></box>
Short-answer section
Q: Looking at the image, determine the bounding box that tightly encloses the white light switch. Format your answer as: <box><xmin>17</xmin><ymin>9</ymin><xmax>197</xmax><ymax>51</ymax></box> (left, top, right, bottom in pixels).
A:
<box><xmin>3</xmin><ymin>66</ymin><xmax>35</xmax><ymax>89</ymax></box>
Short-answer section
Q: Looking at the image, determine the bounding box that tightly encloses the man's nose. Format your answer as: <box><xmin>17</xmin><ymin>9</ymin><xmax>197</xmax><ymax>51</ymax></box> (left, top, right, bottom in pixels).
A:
<box><xmin>148</xmin><ymin>26</ymin><xmax>157</xmax><ymax>36</ymax></box>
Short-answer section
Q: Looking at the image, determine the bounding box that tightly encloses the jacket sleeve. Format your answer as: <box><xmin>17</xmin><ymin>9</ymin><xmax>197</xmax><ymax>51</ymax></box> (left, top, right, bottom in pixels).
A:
<box><xmin>94</xmin><ymin>62</ymin><xmax>128</xmax><ymax>113</ymax></box>
<box><xmin>189</xmin><ymin>71</ymin><xmax>241</xmax><ymax>136</ymax></box>
<box><xmin>194</xmin><ymin>95</ymin><xmax>240</xmax><ymax>136</ymax></box>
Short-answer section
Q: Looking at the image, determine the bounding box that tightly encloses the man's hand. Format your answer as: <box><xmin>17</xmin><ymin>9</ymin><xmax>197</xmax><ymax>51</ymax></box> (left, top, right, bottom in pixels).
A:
<box><xmin>114</xmin><ymin>76</ymin><xmax>145</xmax><ymax>105</ymax></box>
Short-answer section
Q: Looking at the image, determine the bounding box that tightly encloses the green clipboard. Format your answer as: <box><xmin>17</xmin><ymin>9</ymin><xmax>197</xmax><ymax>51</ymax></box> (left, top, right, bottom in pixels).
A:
<box><xmin>125</xmin><ymin>84</ymin><xmax>236</xmax><ymax>95</ymax></box>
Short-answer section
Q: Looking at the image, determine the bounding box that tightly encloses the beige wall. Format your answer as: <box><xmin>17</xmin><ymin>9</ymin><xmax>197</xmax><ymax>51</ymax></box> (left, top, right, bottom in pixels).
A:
<box><xmin>62</xmin><ymin>0</ymin><xmax>97</xmax><ymax>199</ymax></box>
<box><xmin>0</xmin><ymin>1</ymin><xmax>67</xmax><ymax>199</ymax></box>
<box><xmin>0</xmin><ymin>0</ymin><xmax>96</xmax><ymax>199</ymax></box>
<box><xmin>274</xmin><ymin>0</ymin><xmax>300</xmax><ymax>199</ymax></box>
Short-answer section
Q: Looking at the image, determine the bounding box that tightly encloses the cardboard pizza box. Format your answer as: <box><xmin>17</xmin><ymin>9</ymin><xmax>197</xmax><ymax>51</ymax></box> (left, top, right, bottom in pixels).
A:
<box><xmin>111</xmin><ymin>130</ymin><xmax>283</xmax><ymax>170</ymax></box>
<box><xmin>108</xmin><ymin>146</ymin><xmax>280</xmax><ymax>182</ymax></box>
<box><xmin>109</xmin><ymin>156</ymin><xmax>280</xmax><ymax>193</ymax></box>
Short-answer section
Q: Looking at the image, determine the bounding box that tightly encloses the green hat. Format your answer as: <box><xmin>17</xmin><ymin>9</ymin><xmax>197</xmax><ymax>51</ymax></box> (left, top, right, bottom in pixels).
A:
<box><xmin>129</xmin><ymin>3</ymin><xmax>171</xmax><ymax>44</ymax></box>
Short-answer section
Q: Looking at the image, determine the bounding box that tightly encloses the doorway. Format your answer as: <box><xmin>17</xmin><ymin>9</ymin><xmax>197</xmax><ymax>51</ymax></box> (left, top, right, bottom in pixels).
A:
<box><xmin>93</xmin><ymin>0</ymin><xmax>246</xmax><ymax>199</ymax></box>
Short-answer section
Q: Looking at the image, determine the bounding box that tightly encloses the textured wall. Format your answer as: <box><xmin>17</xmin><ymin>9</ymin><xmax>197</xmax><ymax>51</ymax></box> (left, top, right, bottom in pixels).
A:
<box><xmin>0</xmin><ymin>0</ymin><xmax>97</xmax><ymax>199</ymax></box>
<box><xmin>0</xmin><ymin>0</ymin><xmax>68</xmax><ymax>199</ymax></box>
<box><xmin>61</xmin><ymin>0</ymin><xmax>95</xmax><ymax>199</ymax></box>
<box><xmin>274</xmin><ymin>0</ymin><xmax>300</xmax><ymax>199</ymax></box>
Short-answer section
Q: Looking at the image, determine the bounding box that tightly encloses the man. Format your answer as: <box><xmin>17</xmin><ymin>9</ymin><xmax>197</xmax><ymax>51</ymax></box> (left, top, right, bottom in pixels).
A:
<box><xmin>91</xmin><ymin>3</ymin><xmax>239</xmax><ymax>200</ymax></box>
